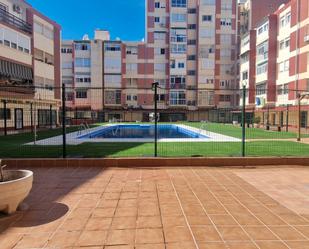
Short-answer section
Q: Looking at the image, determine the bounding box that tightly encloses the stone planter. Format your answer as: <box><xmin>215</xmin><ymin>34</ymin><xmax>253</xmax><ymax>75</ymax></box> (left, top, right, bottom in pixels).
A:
<box><xmin>0</xmin><ymin>170</ymin><xmax>33</xmax><ymax>214</ymax></box>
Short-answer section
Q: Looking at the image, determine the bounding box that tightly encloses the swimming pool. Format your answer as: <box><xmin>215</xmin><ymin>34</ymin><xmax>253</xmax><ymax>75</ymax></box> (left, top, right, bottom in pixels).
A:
<box><xmin>78</xmin><ymin>124</ymin><xmax>208</xmax><ymax>139</ymax></box>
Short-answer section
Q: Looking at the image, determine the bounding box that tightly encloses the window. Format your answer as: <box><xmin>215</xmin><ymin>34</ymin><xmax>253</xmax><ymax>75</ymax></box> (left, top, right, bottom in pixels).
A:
<box><xmin>126</xmin><ymin>63</ymin><xmax>138</xmax><ymax>72</ymax></box>
<box><xmin>34</xmin><ymin>21</ymin><xmax>54</xmax><ymax>39</ymax></box>
<box><xmin>221</xmin><ymin>34</ymin><xmax>231</xmax><ymax>44</ymax></box>
<box><xmin>188</xmin><ymin>70</ymin><xmax>196</xmax><ymax>76</ymax></box>
<box><xmin>126</xmin><ymin>46</ymin><xmax>138</xmax><ymax>55</ymax></box>
<box><xmin>0</xmin><ymin>108</ymin><xmax>11</xmax><ymax>120</ymax></box>
<box><xmin>220</xmin><ymin>18</ymin><xmax>232</xmax><ymax>26</ymax></box>
<box><xmin>256</xmin><ymin>83</ymin><xmax>266</xmax><ymax>95</ymax></box>
<box><xmin>155</xmin><ymin>48</ymin><xmax>165</xmax><ymax>55</ymax></box>
<box><xmin>257</xmin><ymin>62</ymin><xmax>268</xmax><ymax>75</ymax></box>
<box><xmin>220</xmin><ymin>49</ymin><xmax>231</xmax><ymax>58</ymax></box>
<box><xmin>171</xmin><ymin>0</ymin><xmax>186</xmax><ymax>8</ymax></box>
<box><xmin>242</xmin><ymin>71</ymin><xmax>248</xmax><ymax>80</ymax></box>
<box><xmin>105</xmin><ymin>90</ymin><xmax>121</xmax><ymax>105</ymax></box>
<box><xmin>75</xmin><ymin>43</ymin><xmax>90</xmax><ymax>51</ymax></box>
<box><xmin>104</xmin><ymin>43</ymin><xmax>121</xmax><ymax>51</ymax></box>
<box><xmin>171</xmin><ymin>76</ymin><xmax>186</xmax><ymax>84</ymax></box>
<box><xmin>188</xmin><ymin>39</ymin><xmax>196</xmax><ymax>45</ymax></box>
<box><xmin>154</xmin><ymin>17</ymin><xmax>160</xmax><ymax>23</ymax></box>
<box><xmin>202</xmin><ymin>15</ymin><xmax>212</xmax><ymax>22</ymax></box>
<box><xmin>279</xmin><ymin>37</ymin><xmax>290</xmax><ymax>50</ymax></box>
<box><xmin>154</xmin><ymin>32</ymin><xmax>166</xmax><ymax>40</ymax></box>
<box><xmin>188</xmin><ymin>8</ymin><xmax>196</xmax><ymax>14</ymax></box>
<box><xmin>61</xmin><ymin>47</ymin><xmax>73</xmax><ymax>53</ymax></box>
<box><xmin>62</xmin><ymin>62</ymin><xmax>73</xmax><ymax>69</ymax></box>
<box><xmin>171</xmin><ymin>44</ymin><xmax>186</xmax><ymax>54</ymax></box>
<box><xmin>279</xmin><ymin>60</ymin><xmax>289</xmax><ymax>72</ymax></box>
<box><xmin>171</xmin><ymin>13</ymin><xmax>186</xmax><ymax>22</ymax></box>
<box><xmin>170</xmin><ymin>91</ymin><xmax>186</xmax><ymax>105</ymax></box>
<box><xmin>154</xmin><ymin>63</ymin><xmax>165</xmax><ymax>72</ymax></box>
<box><xmin>188</xmin><ymin>55</ymin><xmax>196</xmax><ymax>60</ymax></box>
<box><xmin>219</xmin><ymin>95</ymin><xmax>231</xmax><ymax>102</ymax></box>
<box><xmin>0</xmin><ymin>27</ymin><xmax>31</xmax><ymax>53</ymax></box>
<box><xmin>201</xmin><ymin>0</ymin><xmax>215</xmax><ymax>5</ymax></box>
<box><xmin>75</xmin><ymin>58</ymin><xmax>91</xmax><ymax>67</ymax></box>
<box><xmin>280</xmin><ymin>12</ymin><xmax>291</xmax><ymax>28</ymax></box>
<box><xmin>76</xmin><ymin>90</ymin><xmax>88</xmax><ymax>99</ymax></box>
<box><xmin>201</xmin><ymin>59</ymin><xmax>215</xmax><ymax>69</ymax></box>
<box><xmin>155</xmin><ymin>2</ymin><xmax>160</xmax><ymax>8</ymax></box>
<box><xmin>221</xmin><ymin>3</ymin><xmax>232</xmax><ymax>10</ymax></box>
<box><xmin>188</xmin><ymin>24</ymin><xmax>196</xmax><ymax>29</ymax></box>
<box><xmin>76</xmin><ymin>77</ymin><xmax>91</xmax><ymax>83</ymax></box>
<box><xmin>206</xmin><ymin>78</ymin><xmax>214</xmax><ymax>84</ymax></box>
<box><xmin>257</xmin><ymin>22</ymin><xmax>269</xmax><ymax>35</ymax></box>
<box><xmin>178</xmin><ymin>62</ymin><xmax>185</xmax><ymax>68</ymax></box>
<box><xmin>171</xmin><ymin>29</ymin><xmax>187</xmax><ymax>42</ymax></box>
<box><xmin>200</xmin><ymin>28</ymin><xmax>215</xmax><ymax>38</ymax></box>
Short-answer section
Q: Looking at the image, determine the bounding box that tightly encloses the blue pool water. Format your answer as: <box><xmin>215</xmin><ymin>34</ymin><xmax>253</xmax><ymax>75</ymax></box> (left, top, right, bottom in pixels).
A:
<box><xmin>79</xmin><ymin>125</ymin><xmax>208</xmax><ymax>139</ymax></box>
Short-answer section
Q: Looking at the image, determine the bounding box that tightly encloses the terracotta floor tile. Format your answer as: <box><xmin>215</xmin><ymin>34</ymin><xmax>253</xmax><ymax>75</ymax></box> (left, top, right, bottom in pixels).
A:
<box><xmin>76</xmin><ymin>230</ymin><xmax>107</xmax><ymax>246</ymax></box>
<box><xmin>97</xmin><ymin>199</ymin><xmax>118</xmax><ymax>208</ymax></box>
<box><xmin>102</xmin><ymin>192</ymin><xmax>121</xmax><ymax>200</ymax></box>
<box><xmin>135</xmin><ymin>244</ymin><xmax>165</xmax><ymax>249</ymax></box>
<box><xmin>118</xmin><ymin>199</ymin><xmax>138</xmax><ymax>207</ymax></box>
<box><xmin>138</xmin><ymin>205</ymin><xmax>160</xmax><ymax>216</ymax></box>
<box><xmin>111</xmin><ymin>217</ymin><xmax>137</xmax><ymax>229</ymax></box>
<box><xmin>0</xmin><ymin>233</ymin><xmax>23</xmax><ymax>249</ymax></box>
<box><xmin>279</xmin><ymin>214</ymin><xmax>309</xmax><ymax>225</ymax></box>
<box><xmin>294</xmin><ymin>225</ymin><xmax>309</xmax><ymax>237</ymax></box>
<box><xmin>162</xmin><ymin>216</ymin><xmax>187</xmax><ymax>227</ymax></box>
<box><xmin>104</xmin><ymin>246</ymin><xmax>133</xmax><ymax>249</ymax></box>
<box><xmin>165</xmin><ymin>241</ymin><xmax>197</xmax><ymax>249</ymax></box>
<box><xmin>93</xmin><ymin>208</ymin><xmax>116</xmax><ymax>218</ymax></box>
<box><xmin>244</xmin><ymin>226</ymin><xmax>278</xmax><ymax>240</ymax></box>
<box><xmin>106</xmin><ymin>229</ymin><xmax>135</xmax><ymax>245</ymax></box>
<box><xmin>285</xmin><ymin>241</ymin><xmax>309</xmax><ymax>249</ymax></box>
<box><xmin>209</xmin><ymin>215</ymin><xmax>238</xmax><ymax>226</ymax></box>
<box><xmin>269</xmin><ymin>226</ymin><xmax>307</xmax><ymax>241</ymax></box>
<box><xmin>85</xmin><ymin>217</ymin><xmax>112</xmax><ymax>230</ymax></box>
<box><xmin>232</xmin><ymin>213</ymin><xmax>263</xmax><ymax>226</ymax></box>
<box><xmin>68</xmin><ymin>208</ymin><xmax>93</xmax><ymax>219</ymax></box>
<box><xmin>164</xmin><ymin>226</ymin><xmax>193</xmax><ymax>242</ymax></box>
<box><xmin>137</xmin><ymin>216</ymin><xmax>162</xmax><ymax>228</ymax></box>
<box><xmin>160</xmin><ymin>204</ymin><xmax>183</xmax><ymax>216</ymax></box>
<box><xmin>58</xmin><ymin>218</ymin><xmax>88</xmax><ymax>231</ymax></box>
<box><xmin>256</xmin><ymin>241</ymin><xmax>289</xmax><ymax>249</ymax></box>
<box><xmin>47</xmin><ymin>231</ymin><xmax>80</xmax><ymax>247</ymax></box>
<box><xmin>227</xmin><ymin>241</ymin><xmax>258</xmax><ymax>249</ymax></box>
<box><xmin>115</xmin><ymin>207</ymin><xmax>138</xmax><ymax>217</ymax></box>
<box><xmin>198</xmin><ymin>242</ymin><xmax>229</xmax><ymax>249</ymax></box>
<box><xmin>191</xmin><ymin>225</ymin><xmax>221</xmax><ymax>242</ymax></box>
<box><xmin>136</xmin><ymin>228</ymin><xmax>164</xmax><ymax>244</ymax></box>
<box><xmin>187</xmin><ymin>215</ymin><xmax>212</xmax><ymax>226</ymax></box>
<box><xmin>14</xmin><ymin>232</ymin><xmax>51</xmax><ymax>248</ymax></box>
<box><xmin>217</xmin><ymin>226</ymin><xmax>250</xmax><ymax>241</ymax></box>
<box><xmin>120</xmin><ymin>192</ymin><xmax>139</xmax><ymax>199</ymax></box>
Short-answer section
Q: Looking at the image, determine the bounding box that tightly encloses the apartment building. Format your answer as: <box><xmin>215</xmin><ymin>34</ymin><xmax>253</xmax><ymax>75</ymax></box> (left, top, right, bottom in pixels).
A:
<box><xmin>0</xmin><ymin>0</ymin><xmax>61</xmax><ymax>132</ymax></box>
<box><xmin>239</xmin><ymin>0</ymin><xmax>309</xmax><ymax>129</ymax></box>
<box><xmin>62</xmin><ymin>0</ymin><xmax>239</xmax><ymax>123</ymax></box>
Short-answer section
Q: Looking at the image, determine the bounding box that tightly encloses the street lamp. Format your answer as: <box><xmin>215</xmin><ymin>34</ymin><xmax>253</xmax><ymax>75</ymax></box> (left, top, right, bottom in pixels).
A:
<box><xmin>241</xmin><ymin>81</ymin><xmax>247</xmax><ymax>157</ymax></box>
<box><xmin>297</xmin><ymin>92</ymin><xmax>309</xmax><ymax>141</ymax></box>
<box><xmin>152</xmin><ymin>82</ymin><xmax>160</xmax><ymax>157</ymax></box>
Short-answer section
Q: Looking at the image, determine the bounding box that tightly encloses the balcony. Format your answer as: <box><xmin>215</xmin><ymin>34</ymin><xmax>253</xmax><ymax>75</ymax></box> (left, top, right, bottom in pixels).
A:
<box><xmin>0</xmin><ymin>8</ymin><xmax>32</xmax><ymax>34</ymax></box>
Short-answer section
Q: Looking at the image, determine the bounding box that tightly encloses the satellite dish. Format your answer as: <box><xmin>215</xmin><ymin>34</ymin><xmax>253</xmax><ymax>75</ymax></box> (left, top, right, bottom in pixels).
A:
<box><xmin>82</xmin><ymin>34</ymin><xmax>90</xmax><ymax>40</ymax></box>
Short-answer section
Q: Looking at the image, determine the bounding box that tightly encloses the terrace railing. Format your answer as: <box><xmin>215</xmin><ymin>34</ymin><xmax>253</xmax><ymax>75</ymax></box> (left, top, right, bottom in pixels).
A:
<box><xmin>0</xmin><ymin>8</ymin><xmax>32</xmax><ymax>34</ymax></box>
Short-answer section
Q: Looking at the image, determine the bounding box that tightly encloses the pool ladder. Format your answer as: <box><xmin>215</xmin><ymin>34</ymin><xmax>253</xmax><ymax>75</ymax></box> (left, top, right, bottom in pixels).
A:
<box><xmin>77</xmin><ymin>123</ymin><xmax>90</xmax><ymax>136</ymax></box>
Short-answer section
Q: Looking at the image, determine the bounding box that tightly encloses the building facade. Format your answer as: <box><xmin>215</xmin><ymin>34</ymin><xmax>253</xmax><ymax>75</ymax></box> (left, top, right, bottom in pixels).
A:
<box><xmin>0</xmin><ymin>0</ymin><xmax>61</xmax><ymax>132</ymax></box>
<box><xmin>239</xmin><ymin>0</ymin><xmax>309</xmax><ymax>129</ymax></box>
<box><xmin>62</xmin><ymin>0</ymin><xmax>239</xmax><ymax>123</ymax></box>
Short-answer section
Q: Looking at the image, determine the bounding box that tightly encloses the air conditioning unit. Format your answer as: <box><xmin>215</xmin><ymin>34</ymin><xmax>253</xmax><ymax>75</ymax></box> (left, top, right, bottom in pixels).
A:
<box><xmin>304</xmin><ymin>35</ymin><xmax>309</xmax><ymax>43</ymax></box>
<box><xmin>159</xmin><ymin>23</ymin><xmax>166</xmax><ymax>28</ymax></box>
<box><xmin>13</xmin><ymin>4</ymin><xmax>22</xmax><ymax>14</ymax></box>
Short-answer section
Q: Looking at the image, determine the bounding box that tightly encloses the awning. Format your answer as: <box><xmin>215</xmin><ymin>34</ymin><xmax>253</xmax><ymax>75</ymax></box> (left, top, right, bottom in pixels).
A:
<box><xmin>0</xmin><ymin>60</ymin><xmax>33</xmax><ymax>81</ymax></box>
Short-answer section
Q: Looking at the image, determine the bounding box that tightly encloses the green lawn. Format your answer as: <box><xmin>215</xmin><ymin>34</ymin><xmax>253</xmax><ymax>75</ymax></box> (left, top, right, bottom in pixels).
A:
<box><xmin>0</xmin><ymin>123</ymin><xmax>309</xmax><ymax>158</ymax></box>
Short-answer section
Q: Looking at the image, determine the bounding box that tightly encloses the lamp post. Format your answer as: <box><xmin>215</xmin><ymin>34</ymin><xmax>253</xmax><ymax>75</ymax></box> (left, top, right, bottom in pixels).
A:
<box><xmin>297</xmin><ymin>93</ymin><xmax>309</xmax><ymax>142</ymax></box>
<box><xmin>152</xmin><ymin>82</ymin><xmax>160</xmax><ymax>157</ymax></box>
<box><xmin>241</xmin><ymin>81</ymin><xmax>247</xmax><ymax>157</ymax></box>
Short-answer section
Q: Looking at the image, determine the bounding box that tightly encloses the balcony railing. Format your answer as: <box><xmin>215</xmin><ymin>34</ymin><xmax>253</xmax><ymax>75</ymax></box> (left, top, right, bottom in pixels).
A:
<box><xmin>0</xmin><ymin>8</ymin><xmax>32</xmax><ymax>34</ymax></box>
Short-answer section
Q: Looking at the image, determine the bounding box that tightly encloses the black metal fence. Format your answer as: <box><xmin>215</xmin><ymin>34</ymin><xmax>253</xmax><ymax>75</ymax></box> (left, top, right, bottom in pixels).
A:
<box><xmin>0</xmin><ymin>85</ymin><xmax>309</xmax><ymax>158</ymax></box>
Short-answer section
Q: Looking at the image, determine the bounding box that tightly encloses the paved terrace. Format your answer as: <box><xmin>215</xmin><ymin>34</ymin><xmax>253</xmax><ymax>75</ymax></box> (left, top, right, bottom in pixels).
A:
<box><xmin>0</xmin><ymin>166</ymin><xmax>309</xmax><ymax>249</ymax></box>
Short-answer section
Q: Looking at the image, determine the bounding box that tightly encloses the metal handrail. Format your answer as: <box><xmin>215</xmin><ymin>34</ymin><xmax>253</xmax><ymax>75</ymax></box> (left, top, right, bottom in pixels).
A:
<box><xmin>0</xmin><ymin>8</ymin><xmax>32</xmax><ymax>34</ymax></box>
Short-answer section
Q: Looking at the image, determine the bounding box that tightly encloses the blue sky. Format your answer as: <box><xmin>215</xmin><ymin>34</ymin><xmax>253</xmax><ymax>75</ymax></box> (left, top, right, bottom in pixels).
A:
<box><xmin>27</xmin><ymin>0</ymin><xmax>146</xmax><ymax>41</ymax></box>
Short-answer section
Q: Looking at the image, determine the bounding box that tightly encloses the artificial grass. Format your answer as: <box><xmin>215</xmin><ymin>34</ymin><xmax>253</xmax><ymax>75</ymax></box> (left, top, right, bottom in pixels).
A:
<box><xmin>0</xmin><ymin>123</ymin><xmax>309</xmax><ymax>158</ymax></box>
